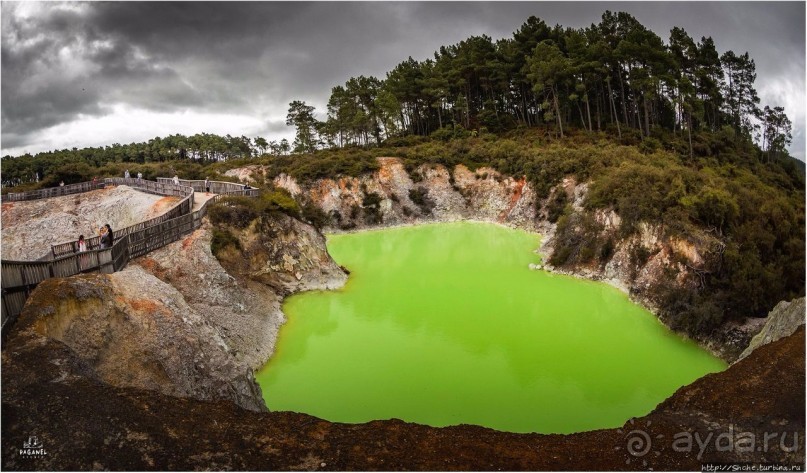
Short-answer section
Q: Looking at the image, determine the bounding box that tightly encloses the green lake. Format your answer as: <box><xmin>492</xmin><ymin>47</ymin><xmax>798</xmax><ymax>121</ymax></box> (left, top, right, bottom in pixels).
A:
<box><xmin>256</xmin><ymin>221</ymin><xmax>726</xmax><ymax>434</ymax></box>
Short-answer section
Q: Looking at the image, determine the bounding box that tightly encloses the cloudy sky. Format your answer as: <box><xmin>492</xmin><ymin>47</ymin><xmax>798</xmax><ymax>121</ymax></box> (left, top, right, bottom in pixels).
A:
<box><xmin>1</xmin><ymin>1</ymin><xmax>804</xmax><ymax>160</ymax></box>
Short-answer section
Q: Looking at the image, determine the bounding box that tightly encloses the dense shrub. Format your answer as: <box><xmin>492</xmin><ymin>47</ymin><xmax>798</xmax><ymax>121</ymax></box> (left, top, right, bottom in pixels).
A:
<box><xmin>208</xmin><ymin>187</ymin><xmax>300</xmax><ymax>229</ymax></box>
<box><xmin>301</xmin><ymin>200</ymin><xmax>330</xmax><ymax>229</ymax></box>
<box><xmin>39</xmin><ymin>162</ymin><xmax>96</xmax><ymax>186</ymax></box>
<box><xmin>210</xmin><ymin>228</ymin><xmax>241</xmax><ymax>256</ymax></box>
<box><xmin>260</xmin><ymin>149</ymin><xmax>379</xmax><ymax>183</ymax></box>
<box><xmin>208</xmin><ymin>196</ymin><xmax>260</xmax><ymax>229</ymax></box>
<box><xmin>681</xmin><ymin>186</ymin><xmax>739</xmax><ymax>233</ymax></box>
<box><xmin>260</xmin><ymin>189</ymin><xmax>300</xmax><ymax>217</ymax></box>
<box><xmin>545</xmin><ymin>188</ymin><xmax>569</xmax><ymax>223</ymax></box>
<box><xmin>548</xmin><ymin>212</ymin><xmax>605</xmax><ymax>267</ymax></box>
<box><xmin>408</xmin><ymin>187</ymin><xmax>435</xmax><ymax>215</ymax></box>
<box><xmin>362</xmin><ymin>191</ymin><xmax>383</xmax><ymax>224</ymax></box>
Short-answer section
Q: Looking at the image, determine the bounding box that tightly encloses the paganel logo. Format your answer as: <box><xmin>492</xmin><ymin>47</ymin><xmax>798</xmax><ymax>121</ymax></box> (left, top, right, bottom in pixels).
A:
<box><xmin>20</xmin><ymin>435</ymin><xmax>48</xmax><ymax>458</ymax></box>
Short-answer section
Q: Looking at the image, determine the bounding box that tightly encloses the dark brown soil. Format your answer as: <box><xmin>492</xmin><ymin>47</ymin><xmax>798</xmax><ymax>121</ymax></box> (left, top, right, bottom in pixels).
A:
<box><xmin>2</xmin><ymin>325</ymin><xmax>804</xmax><ymax>471</ymax></box>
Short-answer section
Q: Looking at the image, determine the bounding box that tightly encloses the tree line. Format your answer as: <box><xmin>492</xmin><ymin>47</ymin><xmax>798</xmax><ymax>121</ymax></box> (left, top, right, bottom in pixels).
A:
<box><xmin>1</xmin><ymin>133</ymin><xmax>291</xmax><ymax>188</ymax></box>
<box><xmin>286</xmin><ymin>11</ymin><xmax>792</xmax><ymax>160</ymax></box>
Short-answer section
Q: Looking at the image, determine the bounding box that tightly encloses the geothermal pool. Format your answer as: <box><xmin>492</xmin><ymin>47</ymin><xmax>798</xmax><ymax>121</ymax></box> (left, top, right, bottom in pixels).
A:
<box><xmin>256</xmin><ymin>221</ymin><xmax>725</xmax><ymax>434</ymax></box>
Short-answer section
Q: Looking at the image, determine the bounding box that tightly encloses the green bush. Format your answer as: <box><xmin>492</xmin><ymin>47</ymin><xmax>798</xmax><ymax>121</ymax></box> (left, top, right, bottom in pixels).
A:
<box><xmin>408</xmin><ymin>187</ymin><xmax>435</xmax><ymax>215</ymax></box>
<box><xmin>639</xmin><ymin>137</ymin><xmax>661</xmax><ymax>155</ymax></box>
<box><xmin>210</xmin><ymin>228</ymin><xmax>241</xmax><ymax>256</ymax></box>
<box><xmin>208</xmin><ymin>196</ymin><xmax>260</xmax><ymax>228</ymax></box>
<box><xmin>546</xmin><ymin>188</ymin><xmax>568</xmax><ymax>223</ymax></box>
<box><xmin>680</xmin><ymin>186</ymin><xmax>739</xmax><ymax>233</ymax></box>
<box><xmin>41</xmin><ymin>162</ymin><xmax>96</xmax><ymax>186</ymax></box>
<box><xmin>548</xmin><ymin>212</ymin><xmax>605</xmax><ymax>267</ymax></box>
<box><xmin>430</xmin><ymin>125</ymin><xmax>472</xmax><ymax>142</ymax></box>
<box><xmin>260</xmin><ymin>189</ymin><xmax>300</xmax><ymax>217</ymax></box>
<box><xmin>209</xmin><ymin>187</ymin><xmax>300</xmax><ymax>229</ymax></box>
<box><xmin>301</xmin><ymin>200</ymin><xmax>330</xmax><ymax>229</ymax></box>
<box><xmin>362</xmin><ymin>191</ymin><xmax>383</xmax><ymax>224</ymax></box>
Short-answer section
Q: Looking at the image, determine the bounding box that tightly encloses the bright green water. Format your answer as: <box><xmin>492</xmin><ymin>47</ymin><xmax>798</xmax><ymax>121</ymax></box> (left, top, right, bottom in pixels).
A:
<box><xmin>256</xmin><ymin>221</ymin><xmax>725</xmax><ymax>434</ymax></box>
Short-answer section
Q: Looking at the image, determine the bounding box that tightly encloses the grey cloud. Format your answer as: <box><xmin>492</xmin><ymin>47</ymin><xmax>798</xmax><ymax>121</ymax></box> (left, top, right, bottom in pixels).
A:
<box><xmin>1</xmin><ymin>2</ymin><xmax>804</xmax><ymax>159</ymax></box>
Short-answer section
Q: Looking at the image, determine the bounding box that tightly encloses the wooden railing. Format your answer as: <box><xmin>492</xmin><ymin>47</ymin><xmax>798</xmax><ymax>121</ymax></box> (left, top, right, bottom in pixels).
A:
<box><xmin>51</xmin><ymin>178</ymin><xmax>195</xmax><ymax>258</ymax></box>
<box><xmin>156</xmin><ymin>178</ymin><xmax>260</xmax><ymax>197</ymax></box>
<box><xmin>1</xmin><ymin>180</ymin><xmax>106</xmax><ymax>202</ymax></box>
<box><xmin>1</xmin><ymin>245</ymin><xmax>118</xmax><ymax>324</ymax></box>
<box><xmin>1</xmin><ymin>178</ymin><xmax>261</xmax><ymax>335</ymax></box>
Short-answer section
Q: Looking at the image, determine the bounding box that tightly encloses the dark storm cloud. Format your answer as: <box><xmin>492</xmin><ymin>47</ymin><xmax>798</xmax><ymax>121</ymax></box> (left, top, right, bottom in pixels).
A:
<box><xmin>1</xmin><ymin>2</ymin><xmax>804</xmax><ymax>158</ymax></box>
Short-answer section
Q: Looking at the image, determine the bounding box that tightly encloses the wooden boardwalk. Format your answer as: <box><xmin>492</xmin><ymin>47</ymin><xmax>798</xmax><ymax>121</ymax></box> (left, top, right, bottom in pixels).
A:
<box><xmin>1</xmin><ymin>177</ymin><xmax>260</xmax><ymax>334</ymax></box>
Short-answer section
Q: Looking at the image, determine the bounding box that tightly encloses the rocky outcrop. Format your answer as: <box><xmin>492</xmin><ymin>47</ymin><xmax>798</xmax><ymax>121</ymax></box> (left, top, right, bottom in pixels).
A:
<box><xmin>262</xmin><ymin>160</ymin><xmax>713</xmax><ymax>312</ymax></box>
<box><xmin>136</xmin><ymin>222</ymin><xmax>286</xmax><ymax>371</ymax></box>
<box><xmin>247</xmin><ymin>158</ymin><xmax>738</xmax><ymax>357</ymax></box>
<box><xmin>136</xmin><ymin>215</ymin><xmax>346</xmax><ymax>370</ymax></box>
<box><xmin>706</xmin><ymin>317</ymin><xmax>769</xmax><ymax>361</ymax></box>
<box><xmin>214</xmin><ymin>212</ymin><xmax>347</xmax><ymax>296</ymax></box>
<box><xmin>538</xmin><ymin>178</ymin><xmax>715</xmax><ymax>304</ymax></box>
<box><xmin>3</xmin><ymin>319</ymin><xmax>802</xmax><ymax>470</ymax></box>
<box><xmin>7</xmin><ymin>269</ymin><xmax>265</xmax><ymax>412</ymax></box>
<box><xmin>224</xmin><ymin>165</ymin><xmax>267</xmax><ymax>186</ymax></box>
<box><xmin>738</xmin><ymin>297</ymin><xmax>805</xmax><ymax>361</ymax></box>
<box><xmin>1</xmin><ymin>185</ymin><xmax>179</xmax><ymax>260</ymax></box>
<box><xmin>272</xmin><ymin>157</ymin><xmax>536</xmax><ymax>231</ymax></box>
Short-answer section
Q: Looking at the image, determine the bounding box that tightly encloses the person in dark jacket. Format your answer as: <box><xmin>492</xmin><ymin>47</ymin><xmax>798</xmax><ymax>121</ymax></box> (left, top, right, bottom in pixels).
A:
<box><xmin>100</xmin><ymin>224</ymin><xmax>114</xmax><ymax>248</ymax></box>
<box><xmin>105</xmin><ymin>224</ymin><xmax>114</xmax><ymax>246</ymax></box>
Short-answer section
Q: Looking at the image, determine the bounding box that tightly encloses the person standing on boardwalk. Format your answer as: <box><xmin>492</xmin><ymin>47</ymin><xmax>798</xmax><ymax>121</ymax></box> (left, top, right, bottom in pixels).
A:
<box><xmin>124</xmin><ymin>169</ymin><xmax>130</xmax><ymax>179</ymax></box>
<box><xmin>205</xmin><ymin>177</ymin><xmax>210</xmax><ymax>194</ymax></box>
<box><xmin>100</xmin><ymin>224</ymin><xmax>114</xmax><ymax>249</ymax></box>
<box><xmin>173</xmin><ymin>175</ymin><xmax>180</xmax><ymax>185</ymax></box>
<box><xmin>98</xmin><ymin>226</ymin><xmax>107</xmax><ymax>249</ymax></box>
<box><xmin>77</xmin><ymin>235</ymin><xmax>88</xmax><ymax>269</ymax></box>
<box><xmin>105</xmin><ymin>224</ymin><xmax>114</xmax><ymax>246</ymax></box>
<box><xmin>137</xmin><ymin>172</ymin><xmax>143</xmax><ymax>180</ymax></box>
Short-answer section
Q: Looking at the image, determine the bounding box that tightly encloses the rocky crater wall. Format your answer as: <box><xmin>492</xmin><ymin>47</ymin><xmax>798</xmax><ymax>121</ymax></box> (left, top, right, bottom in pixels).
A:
<box><xmin>4</xmin><ymin>208</ymin><xmax>348</xmax><ymax>413</ymax></box>
<box><xmin>226</xmin><ymin>157</ymin><xmax>767</xmax><ymax>361</ymax></box>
